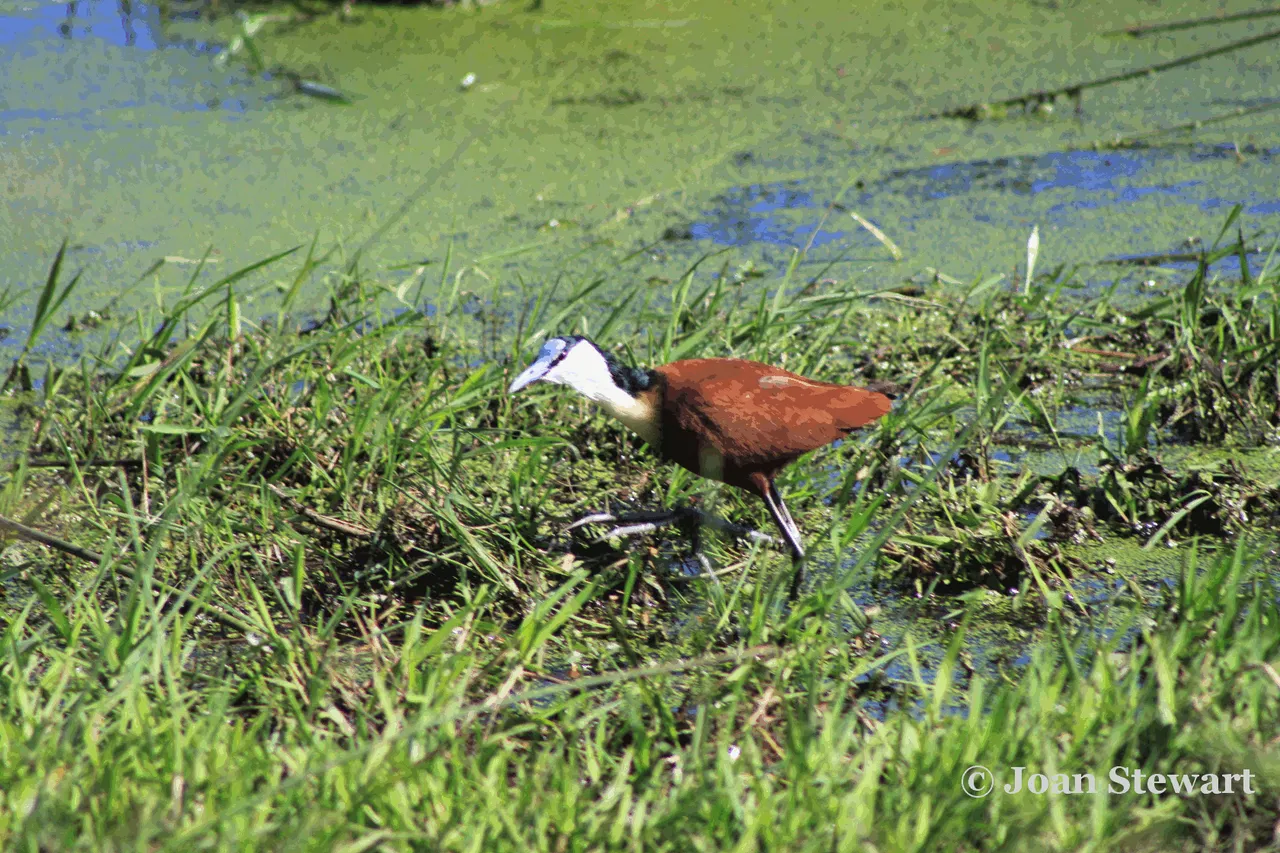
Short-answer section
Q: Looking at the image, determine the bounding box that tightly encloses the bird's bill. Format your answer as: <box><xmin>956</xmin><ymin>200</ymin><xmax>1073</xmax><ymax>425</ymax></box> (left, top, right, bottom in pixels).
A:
<box><xmin>507</xmin><ymin>354</ymin><xmax>555</xmax><ymax>394</ymax></box>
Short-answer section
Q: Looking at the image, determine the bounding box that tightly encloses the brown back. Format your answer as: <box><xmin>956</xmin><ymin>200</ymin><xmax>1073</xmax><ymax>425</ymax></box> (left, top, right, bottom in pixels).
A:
<box><xmin>656</xmin><ymin>358</ymin><xmax>891</xmax><ymax>474</ymax></box>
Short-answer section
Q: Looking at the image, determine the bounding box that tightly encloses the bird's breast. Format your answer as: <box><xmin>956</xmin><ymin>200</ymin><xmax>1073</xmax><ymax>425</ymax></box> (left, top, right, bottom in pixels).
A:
<box><xmin>615</xmin><ymin>407</ymin><xmax>661</xmax><ymax>448</ymax></box>
<box><xmin>595</xmin><ymin>385</ymin><xmax>662</xmax><ymax>448</ymax></box>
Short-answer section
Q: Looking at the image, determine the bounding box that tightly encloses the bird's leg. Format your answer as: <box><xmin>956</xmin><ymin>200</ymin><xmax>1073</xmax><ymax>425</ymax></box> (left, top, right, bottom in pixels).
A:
<box><xmin>760</xmin><ymin>484</ymin><xmax>805</xmax><ymax>558</ymax></box>
<box><xmin>788</xmin><ymin>552</ymin><xmax>809</xmax><ymax>601</ymax></box>
<box><xmin>761</xmin><ymin>483</ymin><xmax>807</xmax><ymax>599</ymax></box>
<box><xmin>674</xmin><ymin>509</ymin><xmax>715</xmax><ymax>575</ymax></box>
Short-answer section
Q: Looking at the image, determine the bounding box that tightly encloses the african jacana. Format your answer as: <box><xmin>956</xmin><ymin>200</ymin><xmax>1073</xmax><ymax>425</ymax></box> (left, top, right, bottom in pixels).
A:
<box><xmin>508</xmin><ymin>336</ymin><xmax>892</xmax><ymax>575</ymax></box>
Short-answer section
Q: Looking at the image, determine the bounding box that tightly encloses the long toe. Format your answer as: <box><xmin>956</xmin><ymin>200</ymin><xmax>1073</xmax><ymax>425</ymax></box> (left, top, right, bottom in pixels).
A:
<box><xmin>693</xmin><ymin>512</ymin><xmax>784</xmax><ymax>550</ymax></box>
<box><xmin>571</xmin><ymin>509</ymin><xmax>682</xmax><ymax>531</ymax></box>
<box><xmin>567</xmin><ymin>509</ymin><xmax>685</xmax><ymax>543</ymax></box>
<box><xmin>599</xmin><ymin>521</ymin><xmax>663</xmax><ymax>540</ymax></box>
<box><xmin>567</xmin><ymin>512</ymin><xmax>619</xmax><ymax>531</ymax></box>
<box><xmin>566</xmin><ymin>507</ymin><xmax>785</xmax><ymax>557</ymax></box>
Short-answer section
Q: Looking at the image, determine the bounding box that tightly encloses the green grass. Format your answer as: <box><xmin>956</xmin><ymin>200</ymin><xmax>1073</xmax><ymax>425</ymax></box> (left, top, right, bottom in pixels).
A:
<box><xmin>1</xmin><ymin>218</ymin><xmax>1279</xmax><ymax>850</ymax></box>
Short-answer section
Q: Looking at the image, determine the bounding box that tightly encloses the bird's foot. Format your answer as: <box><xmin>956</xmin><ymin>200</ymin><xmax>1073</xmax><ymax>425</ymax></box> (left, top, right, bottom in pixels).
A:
<box><xmin>567</xmin><ymin>509</ymin><xmax>685</xmax><ymax>541</ymax></box>
<box><xmin>567</xmin><ymin>507</ymin><xmax>783</xmax><ymax>552</ymax></box>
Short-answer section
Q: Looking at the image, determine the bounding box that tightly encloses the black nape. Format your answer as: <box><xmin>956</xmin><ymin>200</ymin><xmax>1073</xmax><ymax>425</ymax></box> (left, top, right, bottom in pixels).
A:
<box><xmin>567</xmin><ymin>335</ymin><xmax>658</xmax><ymax>395</ymax></box>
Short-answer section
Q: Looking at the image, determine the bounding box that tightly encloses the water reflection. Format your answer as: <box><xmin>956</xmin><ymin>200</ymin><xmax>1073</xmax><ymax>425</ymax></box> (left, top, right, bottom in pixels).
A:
<box><xmin>57</xmin><ymin>0</ymin><xmax>159</xmax><ymax>49</ymax></box>
<box><xmin>0</xmin><ymin>0</ymin><xmax>218</xmax><ymax>53</ymax></box>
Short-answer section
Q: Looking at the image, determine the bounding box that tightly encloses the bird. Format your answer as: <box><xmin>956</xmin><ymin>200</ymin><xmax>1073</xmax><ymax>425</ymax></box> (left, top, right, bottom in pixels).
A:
<box><xmin>508</xmin><ymin>336</ymin><xmax>892</xmax><ymax>581</ymax></box>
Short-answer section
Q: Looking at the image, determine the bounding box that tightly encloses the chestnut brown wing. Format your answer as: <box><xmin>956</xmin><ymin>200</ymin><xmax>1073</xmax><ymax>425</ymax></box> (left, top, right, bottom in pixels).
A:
<box><xmin>656</xmin><ymin>358</ymin><xmax>891</xmax><ymax>470</ymax></box>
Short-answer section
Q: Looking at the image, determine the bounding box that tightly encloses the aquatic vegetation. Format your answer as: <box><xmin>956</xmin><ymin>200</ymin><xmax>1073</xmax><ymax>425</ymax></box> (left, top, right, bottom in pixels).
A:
<box><xmin>2</xmin><ymin>211</ymin><xmax>1279</xmax><ymax>848</ymax></box>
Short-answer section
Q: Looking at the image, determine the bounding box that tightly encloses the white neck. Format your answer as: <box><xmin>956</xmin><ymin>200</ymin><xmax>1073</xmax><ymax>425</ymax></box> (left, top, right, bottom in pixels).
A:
<box><xmin>550</xmin><ymin>344</ymin><xmax>660</xmax><ymax>446</ymax></box>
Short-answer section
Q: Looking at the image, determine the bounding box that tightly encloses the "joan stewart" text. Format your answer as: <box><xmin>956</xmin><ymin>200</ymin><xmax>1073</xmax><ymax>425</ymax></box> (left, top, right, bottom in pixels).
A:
<box><xmin>1003</xmin><ymin>766</ymin><xmax>1257</xmax><ymax>795</ymax></box>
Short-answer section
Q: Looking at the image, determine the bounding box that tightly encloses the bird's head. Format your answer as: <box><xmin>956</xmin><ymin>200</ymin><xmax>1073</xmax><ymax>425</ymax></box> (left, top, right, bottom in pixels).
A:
<box><xmin>508</xmin><ymin>335</ymin><xmax>614</xmax><ymax>398</ymax></box>
<box><xmin>508</xmin><ymin>336</ymin><xmax>660</xmax><ymax>444</ymax></box>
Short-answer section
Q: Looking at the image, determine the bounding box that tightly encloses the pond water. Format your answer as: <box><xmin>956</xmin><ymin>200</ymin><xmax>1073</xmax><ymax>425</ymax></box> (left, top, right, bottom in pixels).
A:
<box><xmin>3</xmin><ymin>0</ymin><xmax>1279</xmax><ymax>359</ymax></box>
